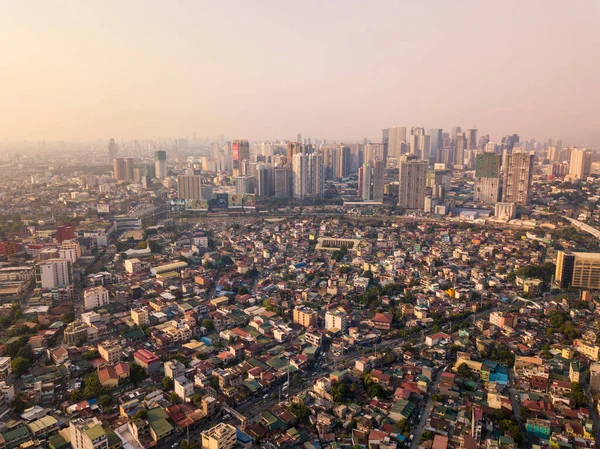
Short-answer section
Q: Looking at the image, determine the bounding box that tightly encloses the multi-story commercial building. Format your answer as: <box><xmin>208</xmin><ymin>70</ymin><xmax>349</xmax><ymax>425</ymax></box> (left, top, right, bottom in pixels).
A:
<box><xmin>201</xmin><ymin>423</ymin><xmax>237</xmax><ymax>449</ymax></box>
<box><xmin>64</xmin><ymin>321</ymin><xmax>91</xmax><ymax>346</ymax></box>
<box><xmin>37</xmin><ymin>259</ymin><xmax>73</xmax><ymax>289</ymax></box>
<box><xmin>474</xmin><ymin>153</ymin><xmax>501</xmax><ymax>204</ymax></box>
<box><xmin>398</xmin><ymin>155</ymin><xmax>427</xmax><ymax>210</ymax></box>
<box><xmin>556</xmin><ymin>251</ymin><xmax>600</xmax><ymax>289</ymax></box>
<box><xmin>232</xmin><ymin>139</ymin><xmax>250</xmax><ymax>177</ymax></box>
<box><xmin>235</xmin><ymin>176</ymin><xmax>255</xmax><ymax>194</ymax></box>
<box><xmin>131</xmin><ymin>307</ymin><xmax>149</xmax><ymax>327</ymax></box>
<box><xmin>56</xmin><ymin>224</ymin><xmax>75</xmax><ymax>243</ymax></box>
<box><xmin>293</xmin><ymin>308</ymin><xmax>318</xmax><ymax>328</ymax></box>
<box><xmin>568</xmin><ymin>148</ymin><xmax>592</xmax><ymax>180</ymax></box>
<box><xmin>325</xmin><ymin>309</ymin><xmax>348</xmax><ymax>333</ymax></box>
<box><xmin>83</xmin><ymin>286</ymin><xmax>109</xmax><ymax>310</ymax></box>
<box><xmin>98</xmin><ymin>339</ymin><xmax>122</xmax><ymax>365</ymax></box>
<box><xmin>502</xmin><ymin>153</ymin><xmax>533</xmax><ymax>205</ymax></box>
<box><xmin>134</xmin><ymin>349</ymin><xmax>160</xmax><ymax>374</ymax></box>
<box><xmin>155</xmin><ymin>150</ymin><xmax>167</xmax><ymax>179</ymax></box>
<box><xmin>177</xmin><ymin>175</ymin><xmax>203</xmax><ymax>200</ymax></box>
<box><xmin>164</xmin><ymin>360</ymin><xmax>185</xmax><ymax>379</ymax></box>
<box><xmin>59</xmin><ymin>240</ymin><xmax>81</xmax><ymax>262</ymax></box>
<box><xmin>70</xmin><ymin>418</ymin><xmax>108</xmax><ymax>449</ymax></box>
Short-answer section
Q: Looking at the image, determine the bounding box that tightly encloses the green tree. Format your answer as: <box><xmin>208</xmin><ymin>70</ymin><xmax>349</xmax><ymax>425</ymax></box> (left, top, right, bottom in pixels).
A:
<box><xmin>570</xmin><ymin>382</ymin><xmax>586</xmax><ymax>407</ymax></box>
<box><xmin>200</xmin><ymin>319</ymin><xmax>214</xmax><ymax>332</ymax></box>
<box><xmin>130</xmin><ymin>363</ymin><xmax>147</xmax><ymax>385</ymax></box>
<box><xmin>457</xmin><ymin>363</ymin><xmax>472</xmax><ymax>379</ymax></box>
<box><xmin>99</xmin><ymin>394</ymin><xmax>113</xmax><ymax>407</ymax></box>
<box><xmin>162</xmin><ymin>376</ymin><xmax>174</xmax><ymax>391</ymax></box>
<box><xmin>11</xmin><ymin>357</ymin><xmax>31</xmax><ymax>376</ymax></box>
<box><xmin>169</xmin><ymin>392</ymin><xmax>182</xmax><ymax>404</ymax></box>
<box><xmin>288</xmin><ymin>401</ymin><xmax>310</xmax><ymax>420</ymax></box>
<box><xmin>83</xmin><ymin>372</ymin><xmax>105</xmax><ymax>399</ymax></box>
<box><xmin>133</xmin><ymin>409</ymin><xmax>148</xmax><ymax>420</ymax></box>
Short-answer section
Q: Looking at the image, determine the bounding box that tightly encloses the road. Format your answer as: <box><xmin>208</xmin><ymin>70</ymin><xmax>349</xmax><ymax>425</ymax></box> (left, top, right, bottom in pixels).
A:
<box><xmin>411</xmin><ymin>369</ymin><xmax>442</xmax><ymax>449</ymax></box>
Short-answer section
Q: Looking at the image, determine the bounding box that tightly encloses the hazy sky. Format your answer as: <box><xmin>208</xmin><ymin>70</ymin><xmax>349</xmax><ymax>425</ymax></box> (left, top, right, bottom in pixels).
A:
<box><xmin>1</xmin><ymin>0</ymin><xmax>599</xmax><ymax>145</ymax></box>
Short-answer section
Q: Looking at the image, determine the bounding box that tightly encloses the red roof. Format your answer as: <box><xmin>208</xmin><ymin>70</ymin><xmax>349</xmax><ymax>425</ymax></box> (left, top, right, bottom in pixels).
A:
<box><xmin>134</xmin><ymin>349</ymin><xmax>159</xmax><ymax>364</ymax></box>
<box><xmin>373</xmin><ymin>313</ymin><xmax>393</xmax><ymax>323</ymax></box>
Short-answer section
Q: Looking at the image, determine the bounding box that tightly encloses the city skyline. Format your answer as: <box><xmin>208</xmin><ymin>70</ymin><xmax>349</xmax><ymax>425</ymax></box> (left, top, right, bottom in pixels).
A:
<box><xmin>1</xmin><ymin>1</ymin><xmax>599</xmax><ymax>146</ymax></box>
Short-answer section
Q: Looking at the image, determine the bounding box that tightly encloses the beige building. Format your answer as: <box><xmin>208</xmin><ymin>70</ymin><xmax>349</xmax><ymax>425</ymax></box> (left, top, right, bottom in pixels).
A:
<box><xmin>501</xmin><ymin>153</ymin><xmax>533</xmax><ymax>205</ymax></box>
<box><xmin>200</xmin><ymin>423</ymin><xmax>237</xmax><ymax>449</ymax></box>
<box><xmin>98</xmin><ymin>339</ymin><xmax>122</xmax><ymax>365</ymax></box>
<box><xmin>325</xmin><ymin>309</ymin><xmax>348</xmax><ymax>333</ymax></box>
<box><xmin>131</xmin><ymin>308</ymin><xmax>149</xmax><ymax>327</ymax></box>
<box><xmin>398</xmin><ymin>155</ymin><xmax>427</xmax><ymax>210</ymax></box>
<box><xmin>293</xmin><ymin>308</ymin><xmax>318</xmax><ymax>328</ymax></box>
<box><xmin>568</xmin><ymin>148</ymin><xmax>592</xmax><ymax>180</ymax></box>
<box><xmin>124</xmin><ymin>258</ymin><xmax>142</xmax><ymax>274</ymax></box>
<box><xmin>556</xmin><ymin>251</ymin><xmax>600</xmax><ymax>289</ymax></box>
<box><xmin>590</xmin><ymin>363</ymin><xmax>600</xmax><ymax>392</ymax></box>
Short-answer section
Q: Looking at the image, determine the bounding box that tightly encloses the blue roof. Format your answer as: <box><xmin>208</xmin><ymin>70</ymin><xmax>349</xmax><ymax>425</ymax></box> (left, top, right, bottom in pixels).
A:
<box><xmin>237</xmin><ymin>429</ymin><xmax>253</xmax><ymax>443</ymax></box>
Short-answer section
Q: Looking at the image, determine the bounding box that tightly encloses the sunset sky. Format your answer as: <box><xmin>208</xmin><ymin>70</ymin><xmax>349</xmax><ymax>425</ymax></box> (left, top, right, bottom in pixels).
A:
<box><xmin>1</xmin><ymin>0</ymin><xmax>599</xmax><ymax>145</ymax></box>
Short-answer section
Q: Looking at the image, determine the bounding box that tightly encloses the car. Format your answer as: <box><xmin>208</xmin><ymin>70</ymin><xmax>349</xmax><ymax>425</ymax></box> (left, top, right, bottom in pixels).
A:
<box><xmin>263</xmin><ymin>394</ymin><xmax>268</xmax><ymax>399</ymax></box>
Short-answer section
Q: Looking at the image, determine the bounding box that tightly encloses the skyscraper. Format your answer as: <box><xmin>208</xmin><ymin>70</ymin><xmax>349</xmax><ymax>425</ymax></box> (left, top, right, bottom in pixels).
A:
<box><xmin>419</xmin><ymin>134</ymin><xmax>431</xmax><ymax>162</ymax></box>
<box><xmin>398</xmin><ymin>155</ymin><xmax>427</xmax><ymax>209</ymax></box>
<box><xmin>124</xmin><ymin>158</ymin><xmax>134</xmax><ymax>180</ymax></box>
<box><xmin>337</xmin><ymin>146</ymin><xmax>351</xmax><ymax>178</ymax></box>
<box><xmin>474</xmin><ymin>154</ymin><xmax>501</xmax><ymax>204</ymax></box>
<box><xmin>364</xmin><ymin>143</ymin><xmax>385</xmax><ymax>164</ymax></box>
<box><xmin>177</xmin><ymin>175</ymin><xmax>203</xmax><ymax>200</ymax></box>
<box><xmin>385</xmin><ymin>127</ymin><xmax>406</xmax><ymax>158</ymax></box>
<box><xmin>113</xmin><ymin>158</ymin><xmax>130</xmax><ymax>180</ymax></box>
<box><xmin>286</xmin><ymin>142</ymin><xmax>304</xmax><ymax>165</ymax></box>
<box><xmin>308</xmin><ymin>153</ymin><xmax>324</xmax><ymax>197</ymax></box>
<box><xmin>501</xmin><ymin>153</ymin><xmax>534</xmax><ymax>205</ymax></box>
<box><xmin>155</xmin><ymin>150</ymin><xmax>167</xmax><ymax>179</ymax></box>
<box><xmin>256</xmin><ymin>163</ymin><xmax>274</xmax><ymax>197</ymax></box>
<box><xmin>454</xmin><ymin>132</ymin><xmax>467</xmax><ymax>166</ymax></box>
<box><xmin>232</xmin><ymin>139</ymin><xmax>250</xmax><ymax>177</ymax></box>
<box><xmin>467</xmin><ymin>129</ymin><xmax>478</xmax><ymax>149</ymax></box>
<box><xmin>429</xmin><ymin>129</ymin><xmax>443</xmax><ymax>161</ymax></box>
<box><xmin>292</xmin><ymin>153</ymin><xmax>309</xmax><ymax>199</ymax></box>
<box><xmin>568</xmin><ymin>148</ymin><xmax>592</xmax><ymax>180</ymax></box>
<box><xmin>107</xmin><ymin>138</ymin><xmax>118</xmax><ymax>163</ymax></box>
<box><xmin>361</xmin><ymin>160</ymin><xmax>385</xmax><ymax>202</ymax></box>
<box><xmin>274</xmin><ymin>167</ymin><xmax>292</xmax><ymax>198</ymax></box>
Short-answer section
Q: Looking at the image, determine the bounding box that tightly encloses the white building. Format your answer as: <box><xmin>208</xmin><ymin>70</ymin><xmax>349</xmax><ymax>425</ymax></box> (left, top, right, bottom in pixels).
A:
<box><xmin>201</xmin><ymin>423</ymin><xmax>237</xmax><ymax>449</ymax></box>
<box><xmin>37</xmin><ymin>259</ymin><xmax>73</xmax><ymax>289</ymax></box>
<box><xmin>325</xmin><ymin>309</ymin><xmax>348</xmax><ymax>333</ymax></box>
<box><xmin>174</xmin><ymin>376</ymin><xmax>194</xmax><ymax>402</ymax></box>
<box><xmin>70</xmin><ymin>418</ymin><xmax>108</xmax><ymax>449</ymax></box>
<box><xmin>83</xmin><ymin>286</ymin><xmax>110</xmax><ymax>310</ymax></box>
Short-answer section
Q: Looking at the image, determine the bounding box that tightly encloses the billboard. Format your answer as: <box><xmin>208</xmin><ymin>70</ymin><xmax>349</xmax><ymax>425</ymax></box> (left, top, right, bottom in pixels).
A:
<box><xmin>215</xmin><ymin>193</ymin><xmax>229</xmax><ymax>208</ymax></box>
<box><xmin>232</xmin><ymin>142</ymin><xmax>239</xmax><ymax>162</ymax></box>
<box><xmin>185</xmin><ymin>199</ymin><xmax>209</xmax><ymax>211</ymax></box>
<box><xmin>243</xmin><ymin>194</ymin><xmax>256</xmax><ymax>209</ymax></box>
<box><xmin>228</xmin><ymin>193</ymin><xmax>243</xmax><ymax>208</ymax></box>
<box><xmin>169</xmin><ymin>199</ymin><xmax>186</xmax><ymax>212</ymax></box>
<box><xmin>97</xmin><ymin>204</ymin><xmax>110</xmax><ymax>214</ymax></box>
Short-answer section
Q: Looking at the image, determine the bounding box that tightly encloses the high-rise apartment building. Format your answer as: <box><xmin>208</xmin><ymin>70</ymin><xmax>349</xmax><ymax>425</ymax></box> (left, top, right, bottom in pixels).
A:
<box><xmin>256</xmin><ymin>164</ymin><xmax>273</xmax><ymax>197</ymax></box>
<box><xmin>37</xmin><ymin>259</ymin><xmax>73</xmax><ymax>289</ymax></box>
<box><xmin>501</xmin><ymin>153</ymin><xmax>533</xmax><ymax>205</ymax></box>
<box><xmin>419</xmin><ymin>134</ymin><xmax>431</xmax><ymax>162</ymax></box>
<box><xmin>274</xmin><ymin>167</ymin><xmax>292</xmax><ymax>198</ymax></box>
<box><xmin>385</xmin><ymin>126</ymin><xmax>406</xmax><ymax>158</ymax></box>
<box><xmin>361</xmin><ymin>161</ymin><xmax>385</xmax><ymax>202</ymax></box>
<box><xmin>568</xmin><ymin>148</ymin><xmax>592</xmax><ymax>180</ymax></box>
<box><xmin>337</xmin><ymin>146</ymin><xmax>351</xmax><ymax>178</ymax></box>
<box><xmin>308</xmin><ymin>153</ymin><xmax>324</xmax><ymax>197</ymax></box>
<box><xmin>155</xmin><ymin>150</ymin><xmax>167</xmax><ymax>179</ymax></box>
<box><xmin>107</xmin><ymin>138</ymin><xmax>118</xmax><ymax>163</ymax></box>
<box><xmin>83</xmin><ymin>286</ymin><xmax>110</xmax><ymax>310</ymax></box>
<box><xmin>364</xmin><ymin>143</ymin><xmax>385</xmax><ymax>164</ymax></box>
<box><xmin>556</xmin><ymin>251</ymin><xmax>600</xmax><ymax>289</ymax></box>
<box><xmin>113</xmin><ymin>158</ymin><xmax>134</xmax><ymax>181</ymax></box>
<box><xmin>286</xmin><ymin>142</ymin><xmax>304</xmax><ymax>165</ymax></box>
<box><xmin>398</xmin><ymin>155</ymin><xmax>427</xmax><ymax>210</ymax></box>
<box><xmin>177</xmin><ymin>175</ymin><xmax>203</xmax><ymax>200</ymax></box>
<box><xmin>474</xmin><ymin>154</ymin><xmax>501</xmax><ymax>204</ymax></box>
<box><xmin>292</xmin><ymin>153</ymin><xmax>309</xmax><ymax>200</ymax></box>
<box><xmin>467</xmin><ymin>129</ymin><xmax>478</xmax><ymax>149</ymax></box>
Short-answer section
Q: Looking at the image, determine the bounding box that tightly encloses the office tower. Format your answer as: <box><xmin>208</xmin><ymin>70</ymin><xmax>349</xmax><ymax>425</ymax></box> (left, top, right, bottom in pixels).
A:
<box><xmin>485</xmin><ymin>142</ymin><xmax>500</xmax><ymax>154</ymax></box>
<box><xmin>292</xmin><ymin>153</ymin><xmax>309</xmax><ymax>199</ymax></box>
<box><xmin>37</xmin><ymin>259</ymin><xmax>73</xmax><ymax>289</ymax></box>
<box><xmin>419</xmin><ymin>134</ymin><xmax>431</xmax><ymax>162</ymax></box>
<box><xmin>337</xmin><ymin>146</ymin><xmax>351</xmax><ymax>178</ymax></box>
<box><xmin>398</xmin><ymin>155</ymin><xmax>427</xmax><ymax>209</ymax></box>
<box><xmin>232</xmin><ymin>139</ymin><xmax>250</xmax><ymax>177</ymax></box>
<box><xmin>308</xmin><ymin>153</ymin><xmax>324</xmax><ymax>197</ymax></box>
<box><xmin>297</xmin><ymin>133</ymin><xmax>302</xmax><ymax>144</ymax></box>
<box><xmin>177</xmin><ymin>175</ymin><xmax>203</xmax><ymax>200</ymax></box>
<box><xmin>56</xmin><ymin>224</ymin><xmax>75</xmax><ymax>244</ymax></box>
<box><xmin>429</xmin><ymin>129</ymin><xmax>443</xmax><ymax>161</ymax></box>
<box><xmin>501</xmin><ymin>134</ymin><xmax>519</xmax><ymax>150</ymax></box>
<box><xmin>274</xmin><ymin>167</ymin><xmax>292</xmax><ymax>197</ymax></box>
<box><xmin>568</xmin><ymin>148</ymin><xmax>592</xmax><ymax>180</ymax></box>
<box><xmin>286</xmin><ymin>142</ymin><xmax>304</xmax><ymax>165</ymax></box>
<box><xmin>451</xmin><ymin>126</ymin><xmax>462</xmax><ymax>148</ymax></box>
<box><xmin>454</xmin><ymin>132</ymin><xmax>467</xmax><ymax>166</ymax></box>
<box><xmin>467</xmin><ymin>129</ymin><xmax>478</xmax><ymax>149</ymax></box>
<box><xmin>256</xmin><ymin>164</ymin><xmax>274</xmax><ymax>197</ymax></box>
<box><xmin>155</xmin><ymin>150</ymin><xmax>167</xmax><ymax>179</ymax></box>
<box><xmin>502</xmin><ymin>153</ymin><xmax>534</xmax><ymax>205</ymax></box>
<box><xmin>361</xmin><ymin>160</ymin><xmax>385</xmax><ymax>202</ymax></box>
<box><xmin>478</xmin><ymin>135</ymin><xmax>490</xmax><ymax>150</ymax></box>
<box><xmin>555</xmin><ymin>251</ymin><xmax>600</xmax><ymax>289</ymax></box>
<box><xmin>409</xmin><ymin>133</ymin><xmax>420</xmax><ymax>156</ymax></box>
<box><xmin>437</xmin><ymin>148</ymin><xmax>453</xmax><ymax>166</ymax></box>
<box><xmin>107</xmin><ymin>138</ymin><xmax>118</xmax><ymax>163</ymax></box>
<box><xmin>474</xmin><ymin>154</ymin><xmax>501</xmax><ymax>204</ymax></box>
<box><xmin>235</xmin><ymin>176</ymin><xmax>255</xmax><ymax>194</ymax></box>
<box><xmin>364</xmin><ymin>143</ymin><xmax>385</xmax><ymax>164</ymax></box>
